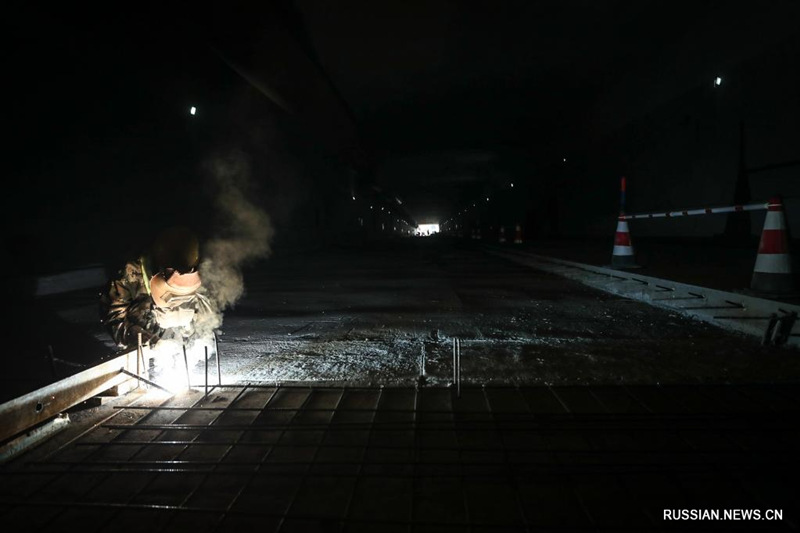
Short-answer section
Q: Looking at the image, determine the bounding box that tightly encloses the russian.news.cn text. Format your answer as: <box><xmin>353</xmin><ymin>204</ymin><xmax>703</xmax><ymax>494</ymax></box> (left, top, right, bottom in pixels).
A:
<box><xmin>664</xmin><ymin>509</ymin><xmax>783</xmax><ymax>522</ymax></box>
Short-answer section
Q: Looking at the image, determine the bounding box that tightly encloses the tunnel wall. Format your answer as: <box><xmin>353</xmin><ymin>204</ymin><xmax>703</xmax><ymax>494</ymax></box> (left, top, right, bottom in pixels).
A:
<box><xmin>558</xmin><ymin>28</ymin><xmax>800</xmax><ymax>241</ymax></box>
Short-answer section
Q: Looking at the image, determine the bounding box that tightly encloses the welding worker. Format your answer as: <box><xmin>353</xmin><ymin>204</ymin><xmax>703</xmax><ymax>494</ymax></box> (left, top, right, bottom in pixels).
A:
<box><xmin>99</xmin><ymin>226</ymin><xmax>216</xmax><ymax>350</ymax></box>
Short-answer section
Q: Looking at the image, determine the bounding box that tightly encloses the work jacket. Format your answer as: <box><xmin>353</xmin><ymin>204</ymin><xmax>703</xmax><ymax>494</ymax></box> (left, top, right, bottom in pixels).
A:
<box><xmin>99</xmin><ymin>256</ymin><xmax>217</xmax><ymax>348</ymax></box>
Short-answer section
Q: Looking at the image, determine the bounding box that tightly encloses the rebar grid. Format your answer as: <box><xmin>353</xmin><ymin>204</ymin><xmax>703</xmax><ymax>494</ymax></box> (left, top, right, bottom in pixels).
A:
<box><xmin>212</xmin><ymin>387</ymin><xmax>328</xmax><ymax>533</ymax></box>
<box><xmin>1</xmin><ymin>384</ymin><xmax>798</xmax><ymax>532</ymax></box>
<box><xmin>158</xmin><ymin>385</ymin><xmax>284</xmax><ymax>532</ymax></box>
<box><xmin>0</xmin><ymin>389</ymin><xmax>203</xmax><ymax>529</ymax></box>
<box><xmin>270</xmin><ymin>388</ymin><xmax>346</xmax><ymax>533</ymax></box>
<box><xmin>86</xmin><ymin>385</ymin><xmax>262</xmax><ymax>531</ymax></box>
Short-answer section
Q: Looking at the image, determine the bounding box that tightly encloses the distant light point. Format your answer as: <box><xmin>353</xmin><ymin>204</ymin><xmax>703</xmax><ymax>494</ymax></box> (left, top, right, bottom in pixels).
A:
<box><xmin>714</xmin><ymin>76</ymin><xmax>722</xmax><ymax>87</ymax></box>
<box><xmin>190</xmin><ymin>106</ymin><xmax>197</xmax><ymax>115</ymax></box>
<box><xmin>510</xmin><ymin>183</ymin><xmax>514</xmax><ymax>188</ymax></box>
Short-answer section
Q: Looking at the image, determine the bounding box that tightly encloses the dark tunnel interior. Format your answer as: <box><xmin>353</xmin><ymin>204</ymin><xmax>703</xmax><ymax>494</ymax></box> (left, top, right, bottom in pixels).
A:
<box><xmin>3</xmin><ymin>2</ymin><xmax>800</xmax><ymax>531</ymax></box>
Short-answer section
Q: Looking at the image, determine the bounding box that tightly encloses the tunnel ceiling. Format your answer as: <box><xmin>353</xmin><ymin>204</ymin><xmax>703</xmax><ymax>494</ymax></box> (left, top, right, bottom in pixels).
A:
<box><xmin>9</xmin><ymin>1</ymin><xmax>800</xmax><ymax>227</ymax></box>
<box><xmin>218</xmin><ymin>0</ymin><xmax>798</xmax><ymax>223</ymax></box>
<box><xmin>291</xmin><ymin>0</ymin><xmax>692</xmax><ymax>221</ymax></box>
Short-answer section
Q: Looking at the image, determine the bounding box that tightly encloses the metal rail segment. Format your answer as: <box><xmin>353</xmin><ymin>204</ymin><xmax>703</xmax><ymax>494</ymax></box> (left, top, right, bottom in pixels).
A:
<box><xmin>0</xmin><ymin>347</ymin><xmax>147</xmax><ymax>444</ymax></box>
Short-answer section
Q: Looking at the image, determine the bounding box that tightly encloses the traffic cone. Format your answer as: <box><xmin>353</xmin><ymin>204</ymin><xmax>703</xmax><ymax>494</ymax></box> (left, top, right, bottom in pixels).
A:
<box><xmin>611</xmin><ymin>216</ymin><xmax>637</xmax><ymax>268</ymax></box>
<box><xmin>514</xmin><ymin>224</ymin><xmax>523</xmax><ymax>244</ymax></box>
<box><xmin>499</xmin><ymin>227</ymin><xmax>506</xmax><ymax>243</ymax></box>
<box><xmin>751</xmin><ymin>196</ymin><xmax>794</xmax><ymax>293</ymax></box>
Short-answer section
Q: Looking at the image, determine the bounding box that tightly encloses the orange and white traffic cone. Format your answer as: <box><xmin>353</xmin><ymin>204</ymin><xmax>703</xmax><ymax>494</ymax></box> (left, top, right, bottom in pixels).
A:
<box><xmin>499</xmin><ymin>227</ymin><xmax>506</xmax><ymax>243</ymax></box>
<box><xmin>611</xmin><ymin>216</ymin><xmax>637</xmax><ymax>268</ymax></box>
<box><xmin>514</xmin><ymin>224</ymin><xmax>523</xmax><ymax>244</ymax></box>
<box><xmin>751</xmin><ymin>196</ymin><xmax>794</xmax><ymax>293</ymax></box>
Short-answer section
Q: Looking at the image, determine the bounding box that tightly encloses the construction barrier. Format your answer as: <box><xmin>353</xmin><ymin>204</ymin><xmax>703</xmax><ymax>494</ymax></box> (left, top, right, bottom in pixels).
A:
<box><xmin>619</xmin><ymin>202</ymin><xmax>772</xmax><ymax>220</ymax></box>
<box><xmin>613</xmin><ymin>178</ymin><xmax>792</xmax><ymax>293</ymax></box>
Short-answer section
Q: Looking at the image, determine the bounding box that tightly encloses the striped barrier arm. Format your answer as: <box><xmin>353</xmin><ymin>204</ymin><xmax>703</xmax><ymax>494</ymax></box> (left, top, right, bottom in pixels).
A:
<box><xmin>619</xmin><ymin>202</ymin><xmax>777</xmax><ymax>220</ymax></box>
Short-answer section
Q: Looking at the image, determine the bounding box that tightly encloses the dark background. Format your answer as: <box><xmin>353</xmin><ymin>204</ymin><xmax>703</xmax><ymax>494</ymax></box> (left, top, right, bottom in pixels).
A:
<box><xmin>5</xmin><ymin>1</ymin><xmax>800</xmax><ymax>277</ymax></box>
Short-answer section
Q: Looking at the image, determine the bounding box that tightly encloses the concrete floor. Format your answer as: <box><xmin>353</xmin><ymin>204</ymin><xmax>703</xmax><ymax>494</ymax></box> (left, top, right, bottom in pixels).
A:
<box><xmin>3</xmin><ymin>237</ymin><xmax>799</xmax><ymax>531</ymax></box>
<box><xmin>206</xmin><ymin>238</ymin><xmax>800</xmax><ymax>387</ymax></box>
<box><xmin>5</xmin><ymin>237</ymin><xmax>800</xmax><ymax>401</ymax></box>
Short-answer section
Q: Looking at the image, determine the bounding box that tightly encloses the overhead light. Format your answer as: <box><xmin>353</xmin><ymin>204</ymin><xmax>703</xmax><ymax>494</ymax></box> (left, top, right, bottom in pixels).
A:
<box><xmin>352</xmin><ymin>196</ymin><xmax>356</xmax><ymax>201</ymax></box>
<box><xmin>189</xmin><ymin>106</ymin><xmax>197</xmax><ymax>115</ymax></box>
<box><xmin>714</xmin><ymin>76</ymin><xmax>722</xmax><ymax>87</ymax></box>
<box><xmin>510</xmin><ymin>183</ymin><xmax>514</xmax><ymax>188</ymax></box>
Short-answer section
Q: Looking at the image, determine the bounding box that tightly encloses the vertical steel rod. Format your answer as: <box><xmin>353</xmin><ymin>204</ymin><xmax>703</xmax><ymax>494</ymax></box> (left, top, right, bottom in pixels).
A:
<box><xmin>182</xmin><ymin>344</ymin><xmax>191</xmax><ymax>389</ymax></box>
<box><xmin>214</xmin><ymin>333</ymin><xmax>222</xmax><ymax>386</ymax></box>
<box><xmin>204</xmin><ymin>346</ymin><xmax>209</xmax><ymax>397</ymax></box>
<box><xmin>452</xmin><ymin>338</ymin><xmax>456</xmax><ymax>385</ymax></box>
<box><xmin>136</xmin><ymin>333</ymin><xmax>144</xmax><ymax>389</ymax></box>
<box><xmin>457</xmin><ymin>338</ymin><xmax>461</xmax><ymax>398</ymax></box>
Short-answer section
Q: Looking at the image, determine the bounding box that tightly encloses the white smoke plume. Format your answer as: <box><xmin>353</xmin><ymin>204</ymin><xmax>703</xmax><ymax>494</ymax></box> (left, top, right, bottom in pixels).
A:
<box><xmin>193</xmin><ymin>150</ymin><xmax>275</xmax><ymax>339</ymax></box>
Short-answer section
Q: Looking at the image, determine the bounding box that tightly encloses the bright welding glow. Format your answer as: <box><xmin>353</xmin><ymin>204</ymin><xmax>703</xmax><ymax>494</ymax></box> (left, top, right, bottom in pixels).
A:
<box><xmin>144</xmin><ymin>339</ymin><xmax>213</xmax><ymax>394</ymax></box>
<box><xmin>190</xmin><ymin>106</ymin><xmax>197</xmax><ymax>115</ymax></box>
<box><xmin>146</xmin><ymin>340</ymin><xmax>191</xmax><ymax>393</ymax></box>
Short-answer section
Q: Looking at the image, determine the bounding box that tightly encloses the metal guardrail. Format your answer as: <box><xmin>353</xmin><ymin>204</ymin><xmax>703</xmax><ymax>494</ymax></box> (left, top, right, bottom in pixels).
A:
<box><xmin>0</xmin><ymin>347</ymin><xmax>146</xmax><ymax>445</ymax></box>
<box><xmin>485</xmin><ymin>248</ymin><xmax>800</xmax><ymax>348</ymax></box>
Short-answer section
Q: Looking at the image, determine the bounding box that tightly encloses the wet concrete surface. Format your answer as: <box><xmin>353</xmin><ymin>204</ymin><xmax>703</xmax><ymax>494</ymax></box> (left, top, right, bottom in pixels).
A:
<box><xmin>4</xmin><ymin>237</ymin><xmax>800</xmax><ymax>405</ymax></box>
<box><xmin>214</xmin><ymin>237</ymin><xmax>800</xmax><ymax>387</ymax></box>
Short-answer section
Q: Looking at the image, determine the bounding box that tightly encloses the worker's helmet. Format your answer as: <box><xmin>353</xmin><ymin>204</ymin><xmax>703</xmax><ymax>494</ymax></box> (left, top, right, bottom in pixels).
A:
<box><xmin>151</xmin><ymin>226</ymin><xmax>200</xmax><ymax>274</ymax></box>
